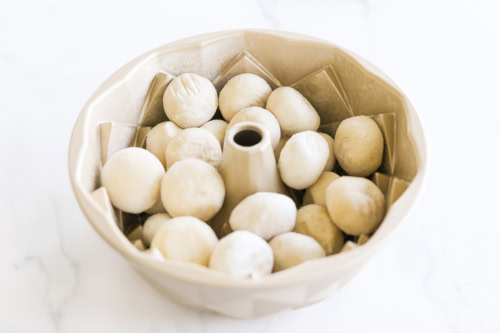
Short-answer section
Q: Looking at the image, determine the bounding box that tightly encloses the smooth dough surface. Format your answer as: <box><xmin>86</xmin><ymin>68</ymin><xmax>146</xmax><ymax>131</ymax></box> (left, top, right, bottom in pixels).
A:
<box><xmin>151</xmin><ymin>216</ymin><xmax>218</xmax><ymax>266</ymax></box>
<box><xmin>303</xmin><ymin>171</ymin><xmax>340</xmax><ymax>207</ymax></box>
<box><xmin>165</xmin><ymin>128</ymin><xmax>222</xmax><ymax>169</ymax></box>
<box><xmin>266</xmin><ymin>87</ymin><xmax>320</xmax><ymax>136</ymax></box>
<box><xmin>326</xmin><ymin>176</ymin><xmax>385</xmax><ymax>235</ymax></box>
<box><xmin>294</xmin><ymin>204</ymin><xmax>344</xmax><ymax>255</ymax></box>
<box><xmin>200</xmin><ymin>119</ymin><xmax>228</xmax><ymax>147</ymax></box>
<box><xmin>278</xmin><ymin>131</ymin><xmax>329</xmax><ymax>189</ymax></box>
<box><xmin>229</xmin><ymin>192</ymin><xmax>296</xmax><ymax>240</ymax></box>
<box><xmin>209</xmin><ymin>231</ymin><xmax>273</xmax><ymax>278</ymax></box>
<box><xmin>320</xmin><ymin>132</ymin><xmax>335</xmax><ymax>171</ymax></box>
<box><xmin>161</xmin><ymin>158</ymin><xmax>225</xmax><ymax>222</ymax></box>
<box><xmin>142</xmin><ymin>213</ymin><xmax>171</xmax><ymax>247</ymax></box>
<box><xmin>226</xmin><ymin>106</ymin><xmax>281</xmax><ymax>149</ymax></box>
<box><xmin>219</xmin><ymin>73</ymin><xmax>272</xmax><ymax>122</ymax></box>
<box><xmin>101</xmin><ymin>147</ymin><xmax>164</xmax><ymax>214</ymax></box>
<box><xmin>274</xmin><ymin>136</ymin><xmax>289</xmax><ymax>162</ymax></box>
<box><xmin>163</xmin><ymin>73</ymin><xmax>218</xmax><ymax>128</ymax></box>
<box><xmin>146</xmin><ymin>121</ymin><xmax>182</xmax><ymax>168</ymax></box>
<box><xmin>334</xmin><ymin>116</ymin><xmax>384</xmax><ymax>177</ymax></box>
<box><xmin>269</xmin><ymin>232</ymin><xmax>325</xmax><ymax>272</ymax></box>
<box><xmin>145</xmin><ymin>197</ymin><xmax>167</xmax><ymax>215</ymax></box>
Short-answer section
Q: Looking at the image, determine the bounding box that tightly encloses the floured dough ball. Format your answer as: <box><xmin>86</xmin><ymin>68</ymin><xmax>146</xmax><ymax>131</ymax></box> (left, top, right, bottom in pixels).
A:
<box><xmin>269</xmin><ymin>232</ymin><xmax>325</xmax><ymax>272</ymax></box>
<box><xmin>320</xmin><ymin>133</ymin><xmax>335</xmax><ymax>171</ymax></box>
<box><xmin>266</xmin><ymin>87</ymin><xmax>320</xmax><ymax>136</ymax></box>
<box><xmin>274</xmin><ymin>136</ymin><xmax>289</xmax><ymax>161</ymax></box>
<box><xmin>303</xmin><ymin>171</ymin><xmax>340</xmax><ymax>207</ymax></box>
<box><xmin>101</xmin><ymin>147</ymin><xmax>164</xmax><ymax>214</ymax></box>
<box><xmin>226</xmin><ymin>107</ymin><xmax>281</xmax><ymax>149</ymax></box>
<box><xmin>145</xmin><ymin>197</ymin><xmax>167</xmax><ymax>215</ymax></box>
<box><xmin>326</xmin><ymin>176</ymin><xmax>385</xmax><ymax>235</ymax></box>
<box><xmin>151</xmin><ymin>216</ymin><xmax>218</xmax><ymax>266</ymax></box>
<box><xmin>229</xmin><ymin>192</ymin><xmax>296</xmax><ymax>240</ymax></box>
<box><xmin>209</xmin><ymin>231</ymin><xmax>273</xmax><ymax>278</ymax></box>
<box><xmin>334</xmin><ymin>116</ymin><xmax>384</xmax><ymax>177</ymax></box>
<box><xmin>163</xmin><ymin>73</ymin><xmax>218</xmax><ymax>128</ymax></box>
<box><xmin>161</xmin><ymin>158</ymin><xmax>225</xmax><ymax>221</ymax></box>
<box><xmin>142</xmin><ymin>213</ymin><xmax>171</xmax><ymax>247</ymax></box>
<box><xmin>278</xmin><ymin>131</ymin><xmax>329</xmax><ymax>189</ymax></box>
<box><xmin>146</xmin><ymin>121</ymin><xmax>182</xmax><ymax>168</ymax></box>
<box><xmin>165</xmin><ymin>128</ymin><xmax>222</xmax><ymax>169</ymax></box>
<box><xmin>201</xmin><ymin>119</ymin><xmax>228</xmax><ymax>147</ymax></box>
<box><xmin>294</xmin><ymin>205</ymin><xmax>344</xmax><ymax>255</ymax></box>
<box><xmin>219</xmin><ymin>73</ymin><xmax>272</xmax><ymax>121</ymax></box>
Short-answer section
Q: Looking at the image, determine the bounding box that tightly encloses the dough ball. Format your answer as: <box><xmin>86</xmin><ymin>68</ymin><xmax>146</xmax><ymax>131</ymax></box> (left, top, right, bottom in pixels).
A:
<box><xmin>294</xmin><ymin>205</ymin><xmax>344</xmax><ymax>255</ymax></box>
<box><xmin>165</xmin><ymin>128</ymin><xmax>222</xmax><ymax>169</ymax></box>
<box><xmin>151</xmin><ymin>216</ymin><xmax>218</xmax><ymax>266</ymax></box>
<box><xmin>145</xmin><ymin>197</ymin><xmax>167</xmax><ymax>215</ymax></box>
<box><xmin>278</xmin><ymin>131</ymin><xmax>329</xmax><ymax>189</ymax></box>
<box><xmin>334</xmin><ymin>116</ymin><xmax>384</xmax><ymax>177</ymax></box>
<box><xmin>163</xmin><ymin>73</ymin><xmax>218</xmax><ymax>128</ymax></box>
<box><xmin>274</xmin><ymin>136</ymin><xmax>289</xmax><ymax>162</ymax></box>
<box><xmin>219</xmin><ymin>73</ymin><xmax>272</xmax><ymax>121</ymax></box>
<box><xmin>161</xmin><ymin>158</ymin><xmax>225</xmax><ymax>221</ymax></box>
<box><xmin>269</xmin><ymin>232</ymin><xmax>325</xmax><ymax>272</ymax></box>
<box><xmin>101</xmin><ymin>147</ymin><xmax>164</xmax><ymax>214</ymax></box>
<box><xmin>320</xmin><ymin>133</ymin><xmax>335</xmax><ymax>171</ymax></box>
<box><xmin>200</xmin><ymin>119</ymin><xmax>228</xmax><ymax>147</ymax></box>
<box><xmin>266</xmin><ymin>87</ymin><xmax>320</xmax><ymax>136</ymax></box>
<box><xmin>326</xmin><ymin>176</ymin><xmax>385</xmax><ymax>235</ymax></box>
<box><xmin>303</xmin><ymin>171</ymin><xmax>340</xmax><ymax>207</ymax></box>
<box><xmin>209</xmin><ymin>231</ymin><xmax>273</xmax><ymax>278</ymax></box>
<box><xmin>142</xmin><ymin>213</ymin><xmax>171</xmax><ymax>247</ymax></box>
<box><xmin>229</xmin><ymin>192</ymin><xmax>296</xmax><ymax>240</ymax></box>
<box><xmin>146</xmin><ymin>121</ymin><xmax>182</xmax><ymax>168</ymax></box>
<box><xmin>226</xmin><ymin>106</ymin><xmax>281</xmax><ymax>150</ymax></box>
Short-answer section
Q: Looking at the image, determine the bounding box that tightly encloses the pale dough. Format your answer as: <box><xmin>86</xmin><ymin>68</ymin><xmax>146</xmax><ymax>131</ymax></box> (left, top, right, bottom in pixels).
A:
<box><xmin>303</xmin><ymin>171</ymin><xmax>340</xmax><ymax>207</ymax></box>
<box><xmin>269</xmin><ymin>232</ymin><xmax>325</xmax><ymax>272</ymax></box>
<box><xmin>142</xmin><ymin>213</ymin><xmax>171</xmax><ymax>247</ymax></box>
<box><xmin>274</xmin><ymin>136</ymin><xmax>289</xmax><ymax>162</ymax></box>
<box><xmin>320</xmin><ymin>132</ymin><xmax>335</xmax><ymax>171</ymax></box>
<box><xmin>146</xmin><ymin>121</ymin><xmax>182</xmax><ymax>168</ymax></box>
<box><xmin>145</xmin><ymin>197</ymin><xmax>167</xmax><ymax>215</ymax></box>
<box><xmin>200</xmin><ymin>119</ymin><xmax>228</xmax><ymax>147</ymax></box>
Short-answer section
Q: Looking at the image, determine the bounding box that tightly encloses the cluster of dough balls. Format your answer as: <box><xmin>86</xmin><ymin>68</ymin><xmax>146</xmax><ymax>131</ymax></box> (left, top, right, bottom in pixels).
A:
<box><xmin>100</xmin><ymin>71</ymin><xmax>389</xmax><ymax>278</ymax></box>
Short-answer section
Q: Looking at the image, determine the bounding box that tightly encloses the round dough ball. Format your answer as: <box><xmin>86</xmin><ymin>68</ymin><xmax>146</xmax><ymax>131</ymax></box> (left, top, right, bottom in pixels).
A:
<box><xmin>142</xmin><ymin>213</ymin><xmax>171</xmax><ymax>247</ymax></box>
<box><xmin>326</xmin><ymin>176</ymin><xmax>385</xmax><ymax>235</ymax></box>
<box><xmin>269</xmin><ymin>232</ymin><xmax>325</xmax><ymax>272</ymax></box>
<box><xmin>165</xmin><ymin>128</ymin><xmax>222</xmax><ymax>169</ymax></box>
<box><xmin>161</xmin><ymin>159</ymin><xmax>225</xmax><ymax>221</ymax></box>
<box><xmin>274</xmin><ymin>136</ymin><xmax>289</xmax><ymax>162</ymax></box>
<box><xmin>303</xmin><ymin>171</ymin><xmax>340</xmax><ymax>207</ymax></box>
<box><xmin>226</xmin><ymin>107</ymin><xmax>281</xmax><ymax>149</ymax></box>
<box><xmin>219</xmin><ymin>73</ymin><xmax>272</xmax><ymax>121</ymax></box>
<box><xmin>209</xmin><ymin>231</ymin><xmax>273</xmax><ymax>278</ymax></box>
<box><xmin>145</xmin><ymin>197</ymin><xmax>167</xmax><ymax>215</ymax></box>
<box><xmin>320</xmin><ymin>133</ymin><xmax>335</xmax><ymax>171</ymax></box>
<box><xmin>200</xmin><ymin>119</ymin><xmax>228</xmax><ymax>147</ymax></box>
<box><xmin>294</xmin><ymin>205</ymin><xmax>344</xmax><ymax>255</ymax></box>
<box><xmin>229</xmin><ymin>192</ymin><xmax>296</xmax><ymax>240</ymax></box>
<box><xmin>101</xmin><ymin>147</ymin><xmax>164</xmax><ymax>214</ymax></box>
<box><xmin>266</xmin><ymin>87</ymin><xmax>320</xmax><ymax>136</ymax></box>
<box><xmin>278</xmin><ymin>131</ymin><xmax>329</xmax><ymax>189</ymax></box>
<box><xmin>334</xmin><ymin>116</ymin><xmax>384</xmax><ymax>177</ymax></box>
<box><xmin>151</xmin><ymin>216</ymin><xmax>218</xmax><ymax>266</ymax></box>
<box><xmin>163</xmin><ymin>73</ymin><xmax>218</xmax><ymax>128</ymax></box>
<box><xmin>146</xmin><ymin>121</ymin><xmax>182</xmax><ymax>168</ymax></box>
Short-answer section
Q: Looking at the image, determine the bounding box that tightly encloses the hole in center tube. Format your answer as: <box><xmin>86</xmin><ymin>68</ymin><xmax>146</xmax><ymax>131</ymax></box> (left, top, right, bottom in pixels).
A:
<box><xmin>233</xmin><ymin>129</ymin><xmax>262</xmax><ymax>147</ymax></box>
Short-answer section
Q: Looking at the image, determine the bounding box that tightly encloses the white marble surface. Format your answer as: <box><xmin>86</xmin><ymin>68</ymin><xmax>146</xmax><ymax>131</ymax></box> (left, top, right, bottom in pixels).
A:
<box><xmin>1</xmin><ymin>0</ymin><xmax>500</xmax><ymax>332</ymax></box>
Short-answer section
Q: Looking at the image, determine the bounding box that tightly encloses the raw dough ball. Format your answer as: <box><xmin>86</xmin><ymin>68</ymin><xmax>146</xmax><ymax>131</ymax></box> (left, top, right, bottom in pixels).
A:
<box><xmin>266</xmin><ymin>87</ymin><xmax>320</xmax><ymax>136</ymax></box>
<box><xmin>145</xmin><ymin>197</ymin><xmax>167</xmax><ymax>215</ymax></box>
<box><xmin>294</xmin><ymin>205</ymin><xmax>344</xmax><ymax>255</ymax></box>
<box><xmin>326</xmin><ymin>176</ymin><xmax>385</xmax><ymax>235</ymax></box>
<box><xmin>303</xmin><ymin>171</ymin><xmax>340</xmax><ymax>207</ymax></box>
<box><xmin>146</xmin><ymin>121</ymin><xmax>182</xmax><ymax>168</ymax></box>
<box><xmin>226</xmin><ymin>107</ymin><xmax>281</xmax><ymax>150</ymax></box>
<box><xmin>269</xmin><ymin>232</ymin><xmax>325</xmax><ymax>272</ymax></box>
<box><xmin>320</xmin><ymin>133</ymin><xmax>335</xmax><ymax>171</ymax></box>
<box><xmin>229</xmin><ymin>192</ymin><xmax>296</xmax><ymax>240</ymax></box>
<box><xmin>142</xmin><ymin>213</ymin><xmax>171</xmax><ymax>247</ymax></box>
<box><xmin>278</xmin><ymin>131</ymin><xmax>329</xmax><ymax>190</ymax></box>
<box><xmin>274</xmin><ymin>136</ymin><xmax>289</xmax><ymax>161</ymax></box>
<box><xmin>165</xmin><ymin>128</ymin><xmax>222</xmax><ymax>169</ymax></box>
<box><xmin>209</xmin><ymin>231</ymin><xmax>273</xmax><ymax>278</ymax></box>
<box><xmin>334</xmin><ymin>116</ymin><xmax>384</xmax><ymax>177</ymax></box>
<box><xmin>163</xmin><ymin>73</ymin><xmax>218</xmax><ymax>128</ymax></box>
<box><xmin>101</xmin><ymin>147</ymin><xmax>164</xmax><ymax>214</ymax></box>
<box><xmin>161</xmin><ymin>159</ymin><xmax>225</xmax><ymax>221</ymax></box>
<box><xmin>151</xmin><ymin>216</ymin><xmax>218</xmax><ymax>266</ymax></box>
<box><xmin>219</xmin><ymin>73</ymin><xmax>272</xmax><ymax>121</ymax></box>
<box><xmin>201</xmin><ymin>119</ymin><xmax>228</xmax><ymax>147</ymax></box>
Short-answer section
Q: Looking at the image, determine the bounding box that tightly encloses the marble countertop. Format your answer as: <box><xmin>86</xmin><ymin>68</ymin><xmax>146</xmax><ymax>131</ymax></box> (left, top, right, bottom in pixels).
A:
<box><xmin>1</xmin><ymin>0</ymin><xmax>499</xmax><ymax>332</ymax></box>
